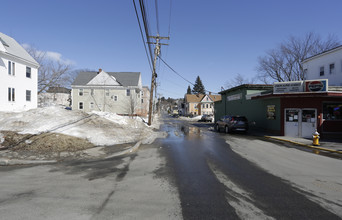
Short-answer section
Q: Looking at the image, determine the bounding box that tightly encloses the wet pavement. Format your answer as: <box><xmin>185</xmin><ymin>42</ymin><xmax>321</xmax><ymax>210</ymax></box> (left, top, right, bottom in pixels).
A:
<box><xmin>158</xmin><ymin>116</ymin><xmax>340</xmax><ymax>219</ymax></box>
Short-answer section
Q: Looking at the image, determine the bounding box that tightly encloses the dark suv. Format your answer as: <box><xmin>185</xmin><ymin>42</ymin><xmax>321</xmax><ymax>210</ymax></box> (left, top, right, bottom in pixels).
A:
<box><xmin>215</xmin><ymin>115</ymin><xmax>249</xmax><ymax>133</ymax></box>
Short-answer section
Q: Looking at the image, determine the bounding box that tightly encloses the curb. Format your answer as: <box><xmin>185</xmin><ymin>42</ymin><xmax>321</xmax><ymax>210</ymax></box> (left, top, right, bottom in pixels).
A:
<box><xmin>264</xmin><ymin>136</ymin><xmax>342</xmax><ymax>155</ymax></box>
<box><xmin>0</xmin><ymin>141</ymin><xmax>143</xmax><ymax>166</ymax></box>
<box><xmin>105</xmin><ymin>141</ymin><xmax>142</xmax><ymax>159</ymax></box>
<box><xmin>0</xmin><ymin>158</ymin><xmax>57</xmax><ymax>166</ymax></box>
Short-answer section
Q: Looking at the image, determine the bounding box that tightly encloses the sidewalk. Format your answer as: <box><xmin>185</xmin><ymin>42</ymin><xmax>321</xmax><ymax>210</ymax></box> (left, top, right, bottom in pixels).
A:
<box><xmin>250</xmin><ymin>130</ymin><xmax>342</xmax><ymax>155</ymax></box>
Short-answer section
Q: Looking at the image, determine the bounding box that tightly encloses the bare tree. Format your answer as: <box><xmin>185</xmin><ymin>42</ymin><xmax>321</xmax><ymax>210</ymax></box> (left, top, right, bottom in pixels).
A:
<box><xmin>257</xmin><ymin>32</ymin><xmax>340</xmax><ymax>83</ymax></box>
<box><xmin>225</xmin><ymin>73</ymin><xmax>256</xmax><ymax>89</ymax></box>
<box><xmin>126</xmin><ymin>93</ymin><xmax>139</xmax><ymax>117</ymax></box>
<box><xmin>25</xmin><ymin>45</ymin><xmax>73</xmax><ymax>94</ymax></box>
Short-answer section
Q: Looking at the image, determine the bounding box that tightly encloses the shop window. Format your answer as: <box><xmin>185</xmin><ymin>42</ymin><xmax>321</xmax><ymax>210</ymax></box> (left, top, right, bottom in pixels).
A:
<box><xmin>323</xmin><ymin>103</ymin><xmax>342</xmax><ymax>120</ymax></box>
<box><xmin>285</xmin><ymin>109</ymin><xmax>299</xmax><ymax>122</ymax></box>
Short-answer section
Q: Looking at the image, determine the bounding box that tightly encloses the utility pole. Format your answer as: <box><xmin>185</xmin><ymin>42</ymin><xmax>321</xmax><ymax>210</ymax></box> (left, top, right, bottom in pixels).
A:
<box><xmin>147</xmin><ymin>35</ymin><xmax>169</xmax><ymax>125</ymax></box>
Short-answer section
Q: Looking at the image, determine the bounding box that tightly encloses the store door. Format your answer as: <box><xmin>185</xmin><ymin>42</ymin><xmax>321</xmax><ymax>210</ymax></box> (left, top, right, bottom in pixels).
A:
<box><xmin>285</xmin><ymin>109</ymin><xmax>300</xmax><ymax>137</ymax></box>
<box><xmin>301</xmin><ymin>109</ymin><xmax>317</xmax><ymax>138</ymax></box>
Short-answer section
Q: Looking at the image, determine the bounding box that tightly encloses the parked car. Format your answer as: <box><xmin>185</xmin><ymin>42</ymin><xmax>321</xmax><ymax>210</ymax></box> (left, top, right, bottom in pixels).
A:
<box><xmin>215</xmin><ymin>115</ymin><xmax>249</xmax><ymax>133</ymax></box>
<box><xmin>201</xmin><ymin>114</ymin><xmax>213</xmax><ymax>122</ymax></box>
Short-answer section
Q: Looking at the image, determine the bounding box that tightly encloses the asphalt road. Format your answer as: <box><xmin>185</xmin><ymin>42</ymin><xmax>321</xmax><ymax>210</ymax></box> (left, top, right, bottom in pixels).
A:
<box><xmin>158</xmin><ymin>116</ymin><xmax>340</xmax><ymax>219</ymax></box>
<box><xmin>0</xmin><ymin>115</ymin><xmax>340</xmax><ymax>219</ymax></box>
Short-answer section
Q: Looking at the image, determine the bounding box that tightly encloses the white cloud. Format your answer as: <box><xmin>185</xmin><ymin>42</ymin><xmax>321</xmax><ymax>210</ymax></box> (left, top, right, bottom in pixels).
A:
<box><xmin>22</xmin><ymin>43</ymin><xmax>75</xmax><ymax>65</ymax></box>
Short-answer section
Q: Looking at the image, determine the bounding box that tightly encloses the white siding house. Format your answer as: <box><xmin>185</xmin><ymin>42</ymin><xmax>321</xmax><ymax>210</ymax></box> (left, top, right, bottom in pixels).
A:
<box><xmin>71</xmin><ymin>70</ymin><xmax>143</xmax><ymax>115</ymax></box>
<box><xmin>302</xmin><ymin>45</ymin><xmax>342</xmax><ymax>86</ymax></box>
<box><xmin>0</xmin><ymin>32</ymin><xmax>39</xmax><ymax>111</ymax></box>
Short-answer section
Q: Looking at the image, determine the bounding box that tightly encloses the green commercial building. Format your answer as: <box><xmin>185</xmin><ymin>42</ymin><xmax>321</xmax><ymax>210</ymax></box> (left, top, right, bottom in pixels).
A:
<box><xmin>215</xmin><ymin>84</ymin><xmax>281</xmax><ymax>134</ymax></box>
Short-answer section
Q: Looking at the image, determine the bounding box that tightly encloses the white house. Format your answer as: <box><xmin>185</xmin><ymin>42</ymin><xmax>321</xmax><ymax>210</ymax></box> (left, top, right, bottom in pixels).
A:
<box><xmin>302</xmin><ymin>45</ymin><xmax>342</xmax><ymax>86</ymax></box>
<box><xmin>0</xmin><ymin>32</ymin><xmax>39</xmax><ymax>111</ymax></box>
<box><xmin>71</xmin><ymin>69</ymin><xmax>144</xmax><ymax>115</ymax></box>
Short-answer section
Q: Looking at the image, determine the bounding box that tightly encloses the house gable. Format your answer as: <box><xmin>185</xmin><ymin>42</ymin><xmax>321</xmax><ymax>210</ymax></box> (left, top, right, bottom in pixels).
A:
<box><xmin>201</xmin><ymin>95</ymin><xmax>213</xmax><ymax>103</ymax></box>
<box><xmin>87</xmin><ymin>71</ymin><xmax>121</xmax><ymax>86</ymax></box>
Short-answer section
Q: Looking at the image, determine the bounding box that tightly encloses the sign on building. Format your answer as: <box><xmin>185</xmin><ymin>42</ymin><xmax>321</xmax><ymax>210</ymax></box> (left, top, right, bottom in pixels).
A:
<box><xmin>304</xmin><ymin>79</ymin><xmax>328</xmax><ymax>92</ymax></box>
<box><xmin>227</xmin><ymin>93</ymin><xmax>242</xmax><ymax>101</ymax></box>
<box><xmin>273</xmin><ymin>81</ymin><xmax>303</xmax><ymax>94</ymax></box>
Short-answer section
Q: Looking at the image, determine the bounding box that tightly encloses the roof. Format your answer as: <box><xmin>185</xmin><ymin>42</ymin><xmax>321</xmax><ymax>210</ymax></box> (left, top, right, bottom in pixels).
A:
<box><xmin>0</xmin><ymin>32</ymin><xmax>39</xmax><ymax>67</ymax></box>
<box><xmin>46</xmin><ymin>87</ymin><xmax>71</xmax><ymax>94</ymax></box>
<box><xmin>302</xmin><ymin>44</ymin><xmax>342</xmax><ymax>63</ymax></box>
<box><xmin>72</xmin><ymin>71</ymin><xmax>141</xmax><ymax>87</ymax></box>
<box><xmin>252</xmin><ymin>91</ymin><xmax>342</xmax><ymax>100</ymax></box>
<box><xmin>219</xmin><ymin>84</ymin><xmax>273</xmax><ymax>94</ymax></box>
<box><xmin>185</xmin><ymin>94</ymin><xmax>221</xmax><ymax>103</ymax></box>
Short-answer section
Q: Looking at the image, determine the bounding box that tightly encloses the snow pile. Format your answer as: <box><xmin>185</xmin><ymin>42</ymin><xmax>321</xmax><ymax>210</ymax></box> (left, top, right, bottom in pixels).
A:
<box><xmin>0</xmin><ymin>106</ymin><xmax>163</xmax><ymax>146</ymax></box>
<box><xmin>178</xmin><ymin>115</ymin><xmax>202</xmax><ymax>121</ymax></box>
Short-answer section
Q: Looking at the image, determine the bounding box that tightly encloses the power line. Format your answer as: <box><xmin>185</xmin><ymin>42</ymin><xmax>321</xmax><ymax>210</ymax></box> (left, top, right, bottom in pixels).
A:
<box><xmin>158</xmin><ymin>55</ymin><xmax>195</xmax><ymax>86</ymax></box>
<box><xmin>158</xmin><ymin>56</ymin><xmax>219</xmax><ymax>95</ymax></box>
<box><xmin>155</xmin><ymin>0</ymin><xmax>160</xmax><ymax>35</ymax></box>
<box><xmin>168</xmin><ymin>0</ymin><xmax>173</xmax><ymax>37</ymax></box>
<box><xmin>132</xmin><ymin>0</ymin><xmax>153</xmax><ymax>72</ymax></box>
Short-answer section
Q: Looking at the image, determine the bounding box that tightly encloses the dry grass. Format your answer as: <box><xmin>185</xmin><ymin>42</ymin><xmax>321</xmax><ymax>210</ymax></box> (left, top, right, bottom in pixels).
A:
<box><xmin>1</xmin><ymin>131</ymin><xmax>94</xmax><ymax>154</ymax></box>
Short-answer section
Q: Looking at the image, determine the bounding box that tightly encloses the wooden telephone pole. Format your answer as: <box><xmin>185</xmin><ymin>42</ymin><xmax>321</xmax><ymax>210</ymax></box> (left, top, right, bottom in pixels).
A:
<box><xmin>147</xmin><ymin>35</ymin><xmax>169</xmax><ymax>126</ymax></box>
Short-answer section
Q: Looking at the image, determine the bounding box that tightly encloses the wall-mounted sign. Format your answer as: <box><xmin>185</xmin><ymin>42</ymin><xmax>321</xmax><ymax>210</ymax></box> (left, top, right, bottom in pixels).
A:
<box><xmin>267</xmin><ymin>105</ymin><xmax>276</xmax><ymax>120</ymax></box>
<box><xmin>273</xmin><ymin>81</ymin><xmax>303</xmax><ymax>94</ymax></box>
<box><xmin>305</xmin><ymin>79</ymin><xmax>328</xmax><ymax>92</ymax></box>
<box><xmin>227</xmin><ymin>93</ymin><xmax>242</xmax><ymax>101</ymax></box>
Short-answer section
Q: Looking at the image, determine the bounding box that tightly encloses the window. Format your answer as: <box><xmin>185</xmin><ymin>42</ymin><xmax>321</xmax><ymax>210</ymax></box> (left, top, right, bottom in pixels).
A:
<box><xmin>105</xmin><ymin>89</ymin><xmax>109</xmax><ymax>96</ymax></box>
<box><xmin>8</xmin><ymin>61</ymin><xmax>11</xmax><ymax>75</ymax></box>
<box><xmin>126</xmin><ymin>89</ymin><xmax>131</xmax><ymax>96</ymax></box>
<box><xmin>91</xmin><ymin>89</ymin><xmax>94</xmax><ymax>95</ymax></box>
<box><xmin>112</xmin><ymin>95</ymin><xmax>118</xmax><ymax>101</ymax></box>
<box><xmin>141</xmin><ymin>98</ymin><xmax>144</xmax><ymax>103</ymax></box>
<box><xmin>79</xmin><ymin>102</ymin><xmax>84</xmax><ymax>110</ymax></box>
<box><xmin>79</xmin><ymin>89</ymin><xmax>83</xmax><ymax>96</ymax></box>
<box><xmin>303</xmin><ymin>69</ymin><xmax>308</xmax><ymax>79</ymax></box>
<box><xmin>8</xmin><ymin>88</ymin><xmax>15</xmax><ymax>101</ymax></box>
<box><xmin>206</xmin><ymin>104</ymin><xmax>209</xmax><ymax>108</ymax></box>
<box><xmin>8</xmin><ymin>61</ymin><xmax>15</xmax><ymax>75</ymax></box>
<box><xmin>329</xmin><ymin>63</ymin><xmax>335</xmax><ymax>74</ymax></box>
<box><xmin>26</xmin><ymin>90</ymin><xmax>31</xmax><ymax>101</ymax></box>
<box><xmin>323</xmin><ymin>103</ymin><xmax>342</xmax><ymax>120</ymax></box>
<box><xmin>320</xmin><ymin>66</ymin><xmax>324</xmax><ymax>76</ymax></box>
<box><xmin>26</xmin><ymin>66</ymin><xmax>31</xmax><ymax>78</ymax></box>
<box><xmin>12</xmin><ymin>62</ymin><xmax>15</xmax><ymax>76</ymax></box>
<box><xmin>90</xmin><ymin>102</ymin><xmax>94</xmax><ymax>109</ymax></box>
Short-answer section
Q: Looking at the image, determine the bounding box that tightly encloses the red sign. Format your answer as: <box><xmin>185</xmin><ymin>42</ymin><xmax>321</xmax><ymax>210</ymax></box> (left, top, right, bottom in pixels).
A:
<box><xmin>305</xmin><ymin>80</ymin><xmax>327</xmax><ymax>92</ymax></box>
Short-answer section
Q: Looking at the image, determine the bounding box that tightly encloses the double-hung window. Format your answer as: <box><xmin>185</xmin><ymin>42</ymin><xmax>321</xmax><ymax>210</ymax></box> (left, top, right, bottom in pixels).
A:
<box><xmin>26</xmin><ymin>90</ymin><xmax>31</xmax><ymax>101</ymax></box>
<box><xmin>329</xmin><ymin>63</ymin><xmax>335</xmax><ymax>74</ymax></box>
<box><xmin>8</xmin><ymin>61</ymin><xmax>15</xmax><ymax>75</ymax></box>
<box><xmin>26</xmin><ymin>66</ymin><xmax>31</xmax><ymax>78</ymax></box>
<box><xmin>126</xmin><ymin>89</ymin><xmax>131</xmax><ymax>96</ymax></box>
<box><xmin>320</xmin><ymin>66</ymin><xmax>324</xmax><ymax>76</ymax></box>
<box><xmin>8</xmin><ymin>88</ymin><xmax>15</xmax><ymax>102</ymax></box>
<box><xmin>79</xmin><ymin>89</ymin><xmax>83</xmax><ymax>96</ymax></box>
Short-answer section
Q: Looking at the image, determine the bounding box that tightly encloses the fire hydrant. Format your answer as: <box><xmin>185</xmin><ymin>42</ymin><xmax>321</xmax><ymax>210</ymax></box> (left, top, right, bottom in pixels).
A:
<box><xmin>313</xmin><ymin>130</ymin><xmax>320</xmax><ymax>146</ymax></box>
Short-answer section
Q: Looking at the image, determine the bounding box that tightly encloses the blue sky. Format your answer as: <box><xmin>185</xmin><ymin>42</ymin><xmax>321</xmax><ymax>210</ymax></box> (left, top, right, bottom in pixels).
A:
<box><xmin>2</xmin><ymin>0</ymin><xmax>342</xmax><ymax>98</ymax></box>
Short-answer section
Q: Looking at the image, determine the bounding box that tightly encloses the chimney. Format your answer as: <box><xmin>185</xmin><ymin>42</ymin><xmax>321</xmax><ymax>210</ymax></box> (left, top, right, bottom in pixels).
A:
<box><xmin>98</xmin><ymin>68</ymin><xmax>102</xmax><ymax>73</ymax></box>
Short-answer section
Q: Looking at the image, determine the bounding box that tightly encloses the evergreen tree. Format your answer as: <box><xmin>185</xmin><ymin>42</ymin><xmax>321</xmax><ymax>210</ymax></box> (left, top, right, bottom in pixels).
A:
<box><xmin>187</xmin><ymin>85</ymin><xmax>192</xmax><ymax>94</ymax></box>
<box><xmin>192</xmin><ymin>76</ymin><xmax>205</xmax><ymax>94</ymax></box>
